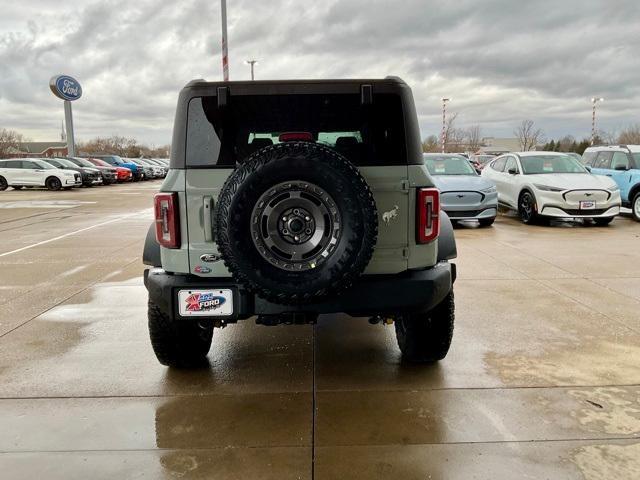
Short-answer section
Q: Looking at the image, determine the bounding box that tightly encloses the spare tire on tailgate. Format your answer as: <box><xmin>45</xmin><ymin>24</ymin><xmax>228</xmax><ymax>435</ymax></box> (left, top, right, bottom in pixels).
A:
<box><xmin>215</xmin><ymin>142</ymin><xmax>377</xmax><ymax>304</ymax></box>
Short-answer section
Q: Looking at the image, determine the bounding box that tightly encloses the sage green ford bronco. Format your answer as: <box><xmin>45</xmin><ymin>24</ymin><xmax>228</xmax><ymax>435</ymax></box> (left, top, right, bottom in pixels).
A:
<box><xmin>143</xmin><ymin>77</ymin><xmax>457</xmax><ymax>368</ymax></box>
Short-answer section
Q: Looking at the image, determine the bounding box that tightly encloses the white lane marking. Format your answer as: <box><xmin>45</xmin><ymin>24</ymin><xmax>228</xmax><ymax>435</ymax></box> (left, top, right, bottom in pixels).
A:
<box><xmin>0</xmin><ymin>209</ymin><xmax>151</xmax><ymax>258</ymax></box>
<box><xmin>59</xmin><ymin>265</ymin><xmax>88</xmax><ymax>277</ymax></box>
<box><xmin>0</xmin><ymin>200</ymin><xmax>97</xmax><ymax>209</ymax></box>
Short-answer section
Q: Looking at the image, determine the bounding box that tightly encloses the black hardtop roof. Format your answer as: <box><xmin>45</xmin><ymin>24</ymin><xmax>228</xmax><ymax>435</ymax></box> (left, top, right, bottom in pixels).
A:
<box><xmin>183</xmin><ymin>76</ymin><xmax>407</xmax><ymax>89</ymax></box>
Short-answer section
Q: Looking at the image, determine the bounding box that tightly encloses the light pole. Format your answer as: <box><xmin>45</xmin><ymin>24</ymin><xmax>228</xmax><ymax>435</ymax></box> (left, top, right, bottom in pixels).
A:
<box><xmin>245</xmin><ymin>59</ymin><xmax>258</xmax><ymax>80</ymax></box>
<box><xmin>591</xmin><ymin>97</ymin><xmax>604</xmax><ymax>145</ymax></box>
<box><xmin>221</xmin><ymin>0</ymin><xmax>229</xmax><ymax>81</ymax></box>
<box><xmin>441</xmin><ymin>97</ymin><xmax>451</xmax><ymax>153</ymax></box>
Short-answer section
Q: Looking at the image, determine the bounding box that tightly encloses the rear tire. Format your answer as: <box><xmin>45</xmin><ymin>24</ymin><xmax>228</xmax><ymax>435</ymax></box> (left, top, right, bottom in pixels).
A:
<box><xmin>593</xmin><ymin>217</ymin><xmax>614</xmax><ymax>226</ymax></box>
<box><xmin>394</xmin><ymin>290</ymin><xmax>455</xmax><ymax>363</ymax></box>
<box><xmin>45</xmin><ymin>177</ymin><xmax>62</xmax><ymax>191</ymax></box>
<box><xmin>148</xmin><ymin>299</ymin><xmax>213</xmax><ymax>368</ymax></box>
<box><xmin>215</xmin><ymin>142</ymin><xmax>377</xmax><ymax>304</ymax></box>
<box><xmin>632</xmin><ymin>192</ymin><xmax>640</xmax><ymax>222</ymax></box>
<box><xmin>478</xmin><ymin>217</ymin><xmax>495</xmax><ymax>227</ymax></box>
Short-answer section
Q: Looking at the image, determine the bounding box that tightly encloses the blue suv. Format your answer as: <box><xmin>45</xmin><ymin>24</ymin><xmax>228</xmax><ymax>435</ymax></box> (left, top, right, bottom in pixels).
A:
<box><xmin>583</xmin><ymin>145</ymin><xmax>640</xmax><ymax>221</ymax></box>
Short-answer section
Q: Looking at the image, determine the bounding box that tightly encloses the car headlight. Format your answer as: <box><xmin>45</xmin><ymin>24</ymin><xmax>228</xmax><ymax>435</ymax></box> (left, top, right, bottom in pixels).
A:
<box><xmin>533</xmin><ymin>184</ymin><xmax>564</xmax><ymax>192</ymax></box>
<box><xmin>481</xmin><ymin>186</ymin><xmax>497</xmax><ymax>194</ymax></box>
<box><xmin>608</xmin><ymin>183</ymin><xmax>620</xmax><ymax>192</ymax></box>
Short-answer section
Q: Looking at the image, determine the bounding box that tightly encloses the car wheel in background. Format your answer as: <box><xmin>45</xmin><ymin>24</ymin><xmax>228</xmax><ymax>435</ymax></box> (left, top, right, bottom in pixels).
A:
<box><xmin>632</xmin><ymin>192</ymin><xmax>640</xmax><ymax>222</ymax></box>
<box><xmin>394</xmin><ymin>290</ymin><xmax>455</xmax><ymax>363</ymax></box>
<box><xmin>518</xmin><ymin>191</ymin><xmax>539</xmax><ymax>225</ymax></box>
<box><xmin>12</xmin><ymin>185</ymin><xmax>23</xmax><ymax>190</ymax></box>
<box><xmin>148</xmin><ymin>299</ymin><xmax>213</xmax><ymax>368</ymax></box>
<box><xmin>45</xmin><ymin>177</ymin><xmax>62</xmax><ymax>191</ymax></box>
<box><xmin>0</xmin><ymin>176</ymin><xmax>7</xmax><ymax>191</ymax></box>
<box><xmin>478</xmin><ymin>218</ymin><xmax>495</xmax><ymax>227</ymax></box>
<box><xmin>593</xmin><ymin>217</ymin><xmax>614</xmax><ymax>226</ymax></box>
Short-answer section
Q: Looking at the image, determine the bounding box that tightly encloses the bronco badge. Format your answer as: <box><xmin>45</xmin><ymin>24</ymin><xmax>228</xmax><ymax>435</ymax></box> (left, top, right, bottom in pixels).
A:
<box><xmin>382</xmin><ymin>205</ymin><xmax>399</xmax><ymax>224</ymax></box>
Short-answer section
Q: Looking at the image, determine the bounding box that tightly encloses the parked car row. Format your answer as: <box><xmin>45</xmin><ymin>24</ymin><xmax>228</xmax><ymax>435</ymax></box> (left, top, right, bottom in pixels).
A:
<box><xmin>424</xmin><ymin>149</ymin><xmax>639</xmax><ymax>226</ymax></box>
<box><xmin>0</xmin><ymin>156</ymin><xmax>169</xmax><ymax>191</ymax></box>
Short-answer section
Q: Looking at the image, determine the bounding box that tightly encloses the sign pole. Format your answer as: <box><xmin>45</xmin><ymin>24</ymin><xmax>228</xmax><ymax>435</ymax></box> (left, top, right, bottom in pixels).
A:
<box><xmin>50</xmin><ymin>74</ymin><xmax>82</xmax><ymax>156</ymax></box>
<box><xmin>64</xmin><ymin>100</ymin><xmax>76</xmax><ymax>157</ymax></box>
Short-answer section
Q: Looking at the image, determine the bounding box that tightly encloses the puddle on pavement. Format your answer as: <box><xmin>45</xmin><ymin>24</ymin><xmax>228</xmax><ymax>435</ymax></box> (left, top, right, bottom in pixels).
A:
<box><xmin>484</xmin><ymin>339</ymin><xmax>640</xmax><ymax>387</ymax></box>
<box><xmin>568</xmin><ymin>387</ymin><xmax>640</xmax><ymax>435</ymax></box>
<box><xmin>571</xmin><ymin>443</ymin><xmax>640</xmax><ymax>479</ymax></box>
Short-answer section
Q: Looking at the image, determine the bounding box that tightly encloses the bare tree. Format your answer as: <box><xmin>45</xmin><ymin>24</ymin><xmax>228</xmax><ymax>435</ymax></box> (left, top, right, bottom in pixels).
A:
<box><xmin>514</xmin><ymin>120</ymin><xmax>544</xmax><ymax>151</ymax></box>
<box><xmin>557</xmin><ymin>135</ymin><xmax>575</xmax><ymax>152</ymax></box>
<box><xmin>443</xmin><ymin>113</ymin><xmax>466</xmax><ymax>152</ymax></box>
<box><xmin>79</xmin><ymin>135</ymin><xmax>142</xmax><ymax>157</ymax></box>
<box><xmin>422</xmin><ymin>135</ymin><xmax>439</xmax><ymax>153</ymax></box>
<box><xmin>465</xmin><ymin>125</ymin><xmax>483</xmax><ymax>152</ymax></box>
<box><xmin>593</xmin><ymin>129</ymin><xmax>617</xmax><ymax>146</ymax></box>
<box><xmin>618</xmin><ymin>124</ymin><xmax>640</xmax><ymax>144</ymax></box>
<box><xmin>0</xmin><ymin>128</ymin><xmax>25</xmax><ymax>158</ymax></box>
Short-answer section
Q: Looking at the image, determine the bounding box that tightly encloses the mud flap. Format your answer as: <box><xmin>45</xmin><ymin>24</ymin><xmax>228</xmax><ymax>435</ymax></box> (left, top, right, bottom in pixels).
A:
<box><xmin>143</xmin><ymin>223</ymin><xmax>161</xmax><ymax>267</ymax></box>
<box><xmin>437</xmin><ymin>211</ymin><xmax>457</xmax><ymax>261</ymax></box>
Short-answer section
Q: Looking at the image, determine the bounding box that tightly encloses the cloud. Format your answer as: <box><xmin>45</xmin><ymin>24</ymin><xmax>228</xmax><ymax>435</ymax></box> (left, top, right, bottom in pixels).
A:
<box><xmin>1</xmin><ymin>0</ymin><xmax>639</xmax><ymax>144</ymax></box>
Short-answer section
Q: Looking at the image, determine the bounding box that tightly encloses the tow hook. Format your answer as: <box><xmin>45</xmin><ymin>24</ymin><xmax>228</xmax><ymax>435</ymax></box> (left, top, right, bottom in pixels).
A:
<box><xmin>368</xmin><ymin>316</ymin><xmax>394</xmax><ymax>325</ymax></box>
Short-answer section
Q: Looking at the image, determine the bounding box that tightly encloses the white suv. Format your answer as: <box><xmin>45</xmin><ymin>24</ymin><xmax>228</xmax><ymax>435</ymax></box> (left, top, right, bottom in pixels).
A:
<box><xmin>481</xmin><ymin>151</ymin><xmax>621</xmax><ymax>225</ymax></box>
<box><xmin>0</xmin><ymin>158</ymin><xmax>82</xmax><ymax>191</ymax></box>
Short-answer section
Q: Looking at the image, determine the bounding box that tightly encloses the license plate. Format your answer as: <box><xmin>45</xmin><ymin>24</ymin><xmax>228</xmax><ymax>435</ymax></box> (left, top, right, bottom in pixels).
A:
<box><xmin>579</xmin><ymin>200</ymin><xmax>596</xmax><ymax>210</ymax></box>
<box><xmin>178</xmin><ymin>289</ymin><xmax>233</xmax><ymax>317</ymax></box>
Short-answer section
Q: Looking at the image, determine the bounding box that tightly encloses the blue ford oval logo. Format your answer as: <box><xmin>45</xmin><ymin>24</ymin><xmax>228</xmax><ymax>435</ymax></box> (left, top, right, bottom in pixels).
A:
<box><xmin>49</xmin><ymin>75</ymin><xmax>82</xmax><ymax>101</ymax></box>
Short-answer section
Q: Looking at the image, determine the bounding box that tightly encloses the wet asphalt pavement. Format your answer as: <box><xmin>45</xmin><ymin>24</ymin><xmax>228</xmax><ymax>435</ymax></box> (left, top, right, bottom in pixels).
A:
<box><xmin>0</xmin><ymin>182</ymin><xmax>639</xmax><ymax>479</ymax></box>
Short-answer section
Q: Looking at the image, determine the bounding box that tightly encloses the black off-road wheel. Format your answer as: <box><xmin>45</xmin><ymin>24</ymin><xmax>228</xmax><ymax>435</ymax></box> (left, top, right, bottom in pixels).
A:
<box><xmin>519</xmin><ymin>191</ymin><xmax>540</xmax><ymax>225</ymax></box>
<box><xmin>394</xmin><ymin>290</ymin><xmax>455</xmax><ymax>363</ymax></box>
<box><xmin>148</xmin><ymin>300</ymin><xmax>213</xmax><ymax>368</ymax></box>
<box><xmin>215</xmin><ymin>142</ymin><xmax>377</xmax><ymax>304</ymax></box>
<box><xmin>45</xmin><ymin>177</ymin><xmax>62</xmax><ymax>191</ymax></box>
<box><xmin>0</xmin><ymin>176</ymin><xmax>8</xmax><ymax>191</ymax></box>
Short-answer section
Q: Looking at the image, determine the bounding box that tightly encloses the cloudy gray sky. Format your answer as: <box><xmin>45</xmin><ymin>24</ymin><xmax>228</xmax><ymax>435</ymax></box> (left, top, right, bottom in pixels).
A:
<box><xmin>1</xmin><ymin>0</ymin><xmax>639</xmax><ymax>146</ymax></box>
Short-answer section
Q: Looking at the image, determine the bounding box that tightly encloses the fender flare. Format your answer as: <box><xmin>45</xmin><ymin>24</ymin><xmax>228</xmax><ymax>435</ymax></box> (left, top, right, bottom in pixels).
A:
<box><xmin>143</xmin><ymin>223</ymin><xmax>161</xmax><ymax>267</ymax></box>
<box><xmin>437</xmin><ymin>211</ymin><xmax>457</xmax><ymax>261</ymax></box>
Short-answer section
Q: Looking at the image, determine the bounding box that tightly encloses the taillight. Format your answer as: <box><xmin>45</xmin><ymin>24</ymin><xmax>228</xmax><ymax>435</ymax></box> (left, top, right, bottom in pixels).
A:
<box><xmin>417</xmin><ymin>188</ymin><xmax>440</xmax><ymax>244</ymax></box>
<box><xmin>154</xmin><ymin>192</ymin><xmax>180</xmax><ymax>248</ymax></box>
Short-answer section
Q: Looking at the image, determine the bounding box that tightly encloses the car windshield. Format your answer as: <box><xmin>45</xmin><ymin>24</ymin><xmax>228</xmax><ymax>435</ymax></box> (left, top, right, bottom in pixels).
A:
<box><xmin>55</xmin><ymin>159</ymin><xmax>80</xmax><ymax>168</ymax></box>
<box><xmin>424</xmin><ymin>156</ymin><xmax>477</xmax><ymax>175</ymax></box>
<box><xmin>474</xmin><ymin>155</ymin><xmax>495</xmax><ymax>164</ymax></box>
<box><xmin>71</xmin><ymin>157</ymin><xmax>96</xmax><ymax>168</ymax></box>
<box><xmin>520</xmin><ymin>155</ymin><xmax>587</xmax><ymax>174</ymax></box>
<box><xmin>34</xmin><ymin>160</ymin><xmax>56</xmax><ymax>169</ymax></box>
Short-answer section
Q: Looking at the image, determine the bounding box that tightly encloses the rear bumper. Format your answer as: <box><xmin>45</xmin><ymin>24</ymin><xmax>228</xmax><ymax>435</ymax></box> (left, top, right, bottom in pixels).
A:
<box><xmin>144</xmin><ymin>261</ymin><xmax>455</xmax><ymax>322</ymax></box>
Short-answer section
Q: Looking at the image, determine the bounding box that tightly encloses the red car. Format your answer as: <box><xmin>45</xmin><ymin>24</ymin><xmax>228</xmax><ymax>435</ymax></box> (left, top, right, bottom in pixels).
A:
<box><xmin>85</xmin><ymin>158</ymin><xmax>133</xmax><ymax>182</ymax></box>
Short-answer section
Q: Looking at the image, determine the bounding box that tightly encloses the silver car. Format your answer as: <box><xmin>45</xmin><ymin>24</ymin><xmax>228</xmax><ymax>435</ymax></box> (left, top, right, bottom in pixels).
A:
<box><xmin>424</xmin><ymin>154</ymin><xmax>498</xmax><ymax>226</ymax></box>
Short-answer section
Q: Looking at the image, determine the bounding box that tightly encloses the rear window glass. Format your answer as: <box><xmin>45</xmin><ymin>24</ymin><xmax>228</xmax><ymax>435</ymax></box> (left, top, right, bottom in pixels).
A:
<box><xmin>491</xmin><ymin>157</ymin><xmax>506</xmax><ymax>172</ymax></box>
<box><xmin>186</xmin><ymin>93</ymin><xmax>406</xmax><ymax>167</ymax></box>
<box><xmin>581</xmin><ymin>151</ymin><xmax>597</xmax><ymax>166</ymax></box>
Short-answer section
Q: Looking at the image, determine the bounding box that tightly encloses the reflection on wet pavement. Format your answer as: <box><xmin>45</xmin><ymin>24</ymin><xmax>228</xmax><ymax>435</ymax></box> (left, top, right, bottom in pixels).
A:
<box><xmin>1</xmin><ymin>185</ymin><xmax>639</xmax><ymax>479</ymax></box>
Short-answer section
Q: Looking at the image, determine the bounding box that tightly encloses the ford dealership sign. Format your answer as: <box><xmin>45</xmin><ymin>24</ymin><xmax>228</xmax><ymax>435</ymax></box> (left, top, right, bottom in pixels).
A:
<box><xmin>49</xmin><ymin>75</ymin><xmax>82</xmax><ymax>101</ymax></box>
